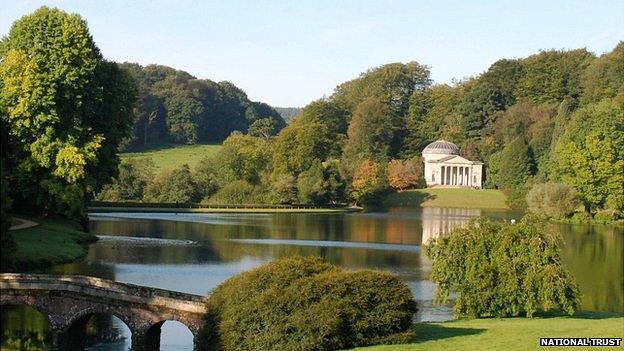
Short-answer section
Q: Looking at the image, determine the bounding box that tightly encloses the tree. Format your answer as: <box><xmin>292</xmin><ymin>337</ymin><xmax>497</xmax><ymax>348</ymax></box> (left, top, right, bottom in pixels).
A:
<box><xmin>332</xmin><ymin>62</ymin><xmax>431</xmax><ymax>116</ymax></box>
<box><xmin>458</xmin><ymin>59</ymin><xmax>523</xmax><ymax>138</ymax></box>
<box><xmin>426</xmin><ymin>217</ymin><xmax>580</xmax><ymax>318</ymax></box>
<box><xmin>212</xmin><ymin>132</ymin><xmax>272</xmax><ymax>185</ymax></box>
<box><xmin>550</xmin><ymin>98</ymin><xmax>624</xmax><ymax>211</ymax></box>
<box><xmin>486</xmin><ymin>137</ymin><xmax>534</xmax><ymax>190</ymax></box>
<box><xmin>350</xmin><ymin>160</ymin><xmax>388</xmax><ymax>206</ymax></box>
<box><xmin>248</xmin><ymin>118</ymin><xmax>277</xmax><ymax>139</ymax></box>
<box><xmin>144</xmin><ymin>164</ymin><xmax>202</xmax><ymax>203</ymax></box>
<box><xmin>516</xmin><ymin>49</ymin><xmax>594</xmax><ymax>103</ymax></box>
<box><xmin>526</xmin><ymin>183</ymin><xmax>580</xmax><ymax>219</ymax></box>
<box><xmin>96</xmin><ymin>158</ymin><xmax>155</xmax><ymax>201</ymax></box>
<box><xmin>267</xmin><ymin>173</ymin><xmax>298</xmax><ymax>204</ymax></box>
<box><xmin>0</xmin><ymin>7</ymin><xmax>137</xmax><ymax>219</ymax></box>
<box><xmin>404</xmin><ymin>84</ymin><xmax>460</xmax><ymax>156</ymax></box>
<box><xmin>342</xmin><ymin>98</ymin><xmax>395</xmax><ymax>175</ymax></box>
<box><xmin>272</xmin><ymin>118</ymin><xmax>333</xmax><ymax>176</ymax></box>
<box><xmin>580</xmin><ymin>42</ymin><xmax>624</xmax><ymax>104</ymax></box>
<box><xmin>387</xmin><ymin>158</ymin><xmax>424</xmax><ymax>192</ymax></box>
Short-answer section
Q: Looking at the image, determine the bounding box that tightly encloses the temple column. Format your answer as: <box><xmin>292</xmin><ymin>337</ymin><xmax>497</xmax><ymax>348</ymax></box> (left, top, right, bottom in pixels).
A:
<box><xmin>441</xmin><ymin>166</ymin><xmax>445</xmax><ymax>185</ymax></box>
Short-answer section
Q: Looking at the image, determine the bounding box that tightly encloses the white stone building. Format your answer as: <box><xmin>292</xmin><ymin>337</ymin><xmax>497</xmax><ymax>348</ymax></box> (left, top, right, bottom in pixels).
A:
<box><xmin>422</xmin><ymin>140</ymin><xmax>483</xmax><ymax>188</ymax></box>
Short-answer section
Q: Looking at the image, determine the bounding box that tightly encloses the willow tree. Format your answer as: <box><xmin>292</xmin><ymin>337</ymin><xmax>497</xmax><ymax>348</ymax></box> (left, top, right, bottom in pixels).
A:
<box><xmin>0</xmin><ymin>7</ymin><xmax>137</xmax><ymax>219</ymax></box>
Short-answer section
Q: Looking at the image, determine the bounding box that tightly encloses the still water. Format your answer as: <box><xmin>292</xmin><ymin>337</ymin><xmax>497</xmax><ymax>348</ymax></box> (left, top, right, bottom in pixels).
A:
<box><xmin>2</xmin><ymin>207</ymin><xmax>622</xmax><ymax>350</ymax></box>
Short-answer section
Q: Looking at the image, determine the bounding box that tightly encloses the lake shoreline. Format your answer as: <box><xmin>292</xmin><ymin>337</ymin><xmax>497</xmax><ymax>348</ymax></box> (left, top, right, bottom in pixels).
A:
<box><xmin>9</xmin><ymin>215</ymin><xmax>98</xmax><ymax>271</ymax></box>
<box><xmin>88</xmin><ymin>205</ymin><xmax>363</xmax><ymax>214</ymax></box>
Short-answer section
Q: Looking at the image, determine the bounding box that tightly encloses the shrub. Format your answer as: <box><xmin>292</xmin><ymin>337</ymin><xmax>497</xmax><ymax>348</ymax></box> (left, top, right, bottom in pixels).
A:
<box><xmin>570</xmin><ymin>211</ymin><xmax>592</xmax><ymax>223</ymax></box>
<box><xmin>426</xmin><ymin>216</ymin><xmax>579</xmax><ymax>318</ymax></box>
<box><xmin>526</xmin><ymin>182</ymin><xmax>580</xmax><ymax>219</ymax></box>
<box><xmin>144</xmin><ymin>164</ymin><xmax>202</xmax><ymax>203</ymax></box>
<box><xmin>350</xmin><ymin>160</ymin><xmax>390</xmax><ymax>206</ymax></box>
<box><xmin>593</xmin><ymin>209</ymin><xmax>620</xmax><ymax>222</ymax></box>
<box><xmin>207</xmin><ymin>180</ymin><xmax>263</xmax><ymax>204</ymax></box>
<box><xmin>267</xmin><ymin>173</ymin><xmax>298</xmax><ymax>204</ymax></box>
<box><xmin>201</xmin><ymin>256</ymin><xmax>416</xmax><ymax>351</ymax></box>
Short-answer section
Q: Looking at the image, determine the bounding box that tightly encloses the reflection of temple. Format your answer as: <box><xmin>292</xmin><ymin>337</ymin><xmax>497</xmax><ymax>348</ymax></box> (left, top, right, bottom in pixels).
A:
<box><xmin>421</xmin><ymin>207</ymin><xmax>482</xmax><ymax>244</ymax></box>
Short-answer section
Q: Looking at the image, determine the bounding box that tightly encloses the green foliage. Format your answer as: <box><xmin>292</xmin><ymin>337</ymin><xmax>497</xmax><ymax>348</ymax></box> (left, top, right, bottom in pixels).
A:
<box><xmin>404</xmin><ymin>84</ymin><xmax>461</xmax><ymax>156</ymax></box>
<box><xmin>248</xmin><ymin>118</ymin><xmax>278</xmax><ymax>139</ymax></box>
<box><xmin>515</xmin><ymin>49</ymin><xmax>594</xmax><ymax>103</ymax></box>
<box><xmin>342</xmin><ymin>98</ymin><xmax>395</xmax><ymax>174</ymax></box>
<box><xmin>458</xmin><ymin>59</ymin><xmax>523</xmax><ymax>138</ymax></box>
<box><xmin>485</xmin><ymin>137</ymin><xmax>534</xmax><ymax>190</ymax></box>
<box><xmin>0</xmin><ymin>7</ymin><xmax>137</xmax><ymax>219</ymax></box>
<box><xmin>426</xmin><ymin>216</ymin><xmax>580</xmax><ymax>318</ymax></box>
<box><xmin>207</xmin><ymin>180</ymin><xmax>263</xmax><ymax>204</ymax></box>
<box><xmin>550</xmin><ymin>98</ymin><xmax>624</xmax><ymax>211</ymax></box>
<box><xmin>96</xmin><ymin>158</ymin><xmax>154</xmax><ymax>201</ymax></box>
<box><xmin>526</xmin><ymin>183</ymin><xmax>580</xmax><ymax>219</ymax></box>
<box><xmin>296</xmin><ymin>160</ymin><xmax>347</xmax><ymax>205</ymax></box>
<box><xmin>580</xmin><ymin>42</ymin><xmax>624</xmax><ymax>104</ymax></box>
<box><xmin>272</xmin><ymin>118</ymin><xmax>334</xmax><ymax>175</ymax></box>
<box><xmin>118</xmin><ymin>63</ymin><xmax>285</xmax><ymax>148</ymax></box>
<box><xmin>201</xmin><ymin>256</ymin><xmax>416</xmax><ymax>351</ymax></box>
<box><xmin>0</xmin><ymin>162</ymin><xmax>16</xmax><ymax>272</ymax></box>
<box><xmin>144</xmin><ymin>164</ymin><xmax>202</xmax><ymax>203</ymax></box>
<box><xmin>267</xmin><ymin>173</ymin><xmax>298</xmax><ymax>204</ymax></box>
<box><xmin>211</xmin><ymin>132</ymin><xmax>272</xmax><ymax>185</ymax></box>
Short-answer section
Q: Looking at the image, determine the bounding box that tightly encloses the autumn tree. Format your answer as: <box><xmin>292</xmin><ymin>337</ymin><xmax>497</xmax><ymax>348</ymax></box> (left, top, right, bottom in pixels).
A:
<box><xmin>387</xmin><ymin>159</ymin><xmax>424</xmax><ymax>192</ymax></box>
<box><xmin>350</xmin><ymin>160</ymin><xmax>388</xmax><ymax>206</ymax></box>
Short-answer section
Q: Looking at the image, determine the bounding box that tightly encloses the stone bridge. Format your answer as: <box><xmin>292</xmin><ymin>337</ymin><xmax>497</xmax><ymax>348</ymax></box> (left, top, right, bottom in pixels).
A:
<box><xmin>0</xmin><ymin>273</ymin><xmax>207</xmax><ymax>350</ymax></box>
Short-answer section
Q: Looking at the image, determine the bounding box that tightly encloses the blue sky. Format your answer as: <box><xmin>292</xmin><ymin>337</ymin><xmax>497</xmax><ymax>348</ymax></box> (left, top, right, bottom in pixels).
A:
<box><xmin>2</xmin><ymin>0</ymin><xmax>622</xmax><ymax>107</ymax></box>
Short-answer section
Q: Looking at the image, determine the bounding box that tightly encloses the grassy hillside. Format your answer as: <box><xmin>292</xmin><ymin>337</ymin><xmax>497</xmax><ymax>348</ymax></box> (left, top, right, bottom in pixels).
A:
<box><xmin>384</xmin><ymin>188</ymin><xmax>509</xmax><ymax>209</ymax></box>
<box><xmin>351</xmin><ymin>315</ymin><xmax>623</xmax><ymax>351</ymax></box>
<box><xmin>120</xmin><ymin>143</ymin><xmax>221</xmax><ymax>171</ymax></box>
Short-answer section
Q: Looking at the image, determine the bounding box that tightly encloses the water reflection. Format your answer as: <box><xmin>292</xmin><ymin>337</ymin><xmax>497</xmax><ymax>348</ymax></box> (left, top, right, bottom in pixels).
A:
<box><xmin>2</xmin><ymin>207</ymin><xmax>622</xmax><ymax>350</ymax></box>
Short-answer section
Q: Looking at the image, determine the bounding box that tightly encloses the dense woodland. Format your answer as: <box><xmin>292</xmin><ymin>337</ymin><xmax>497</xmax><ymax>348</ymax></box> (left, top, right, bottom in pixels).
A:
<box><xmin>118</xmin><ymin>63</ymin><xmax>286</xmax><ymax>149</ymax></box>
<box><xmin>1</xmin><ymin>7</ymin><xmax>623</xmax><ymax>255</ymax></box>
<box><xmin>101</xmin><ymin>42</ymin><xmax>623</xmax><ymax>220</ymax></box>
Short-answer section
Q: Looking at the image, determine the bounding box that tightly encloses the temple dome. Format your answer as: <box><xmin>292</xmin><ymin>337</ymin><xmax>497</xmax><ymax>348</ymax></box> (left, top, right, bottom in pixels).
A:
<box><xmin>422</xmin><ymin>140</ymin><xmax>459</xmax><ymax>156</ymax></box>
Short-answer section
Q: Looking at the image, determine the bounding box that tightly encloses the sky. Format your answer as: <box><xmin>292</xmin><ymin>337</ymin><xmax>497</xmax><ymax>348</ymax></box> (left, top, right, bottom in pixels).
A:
<box><xmin>1</xmin><ymin>0</ymin><xmax>623</xmax><ymax>107</ymax></box>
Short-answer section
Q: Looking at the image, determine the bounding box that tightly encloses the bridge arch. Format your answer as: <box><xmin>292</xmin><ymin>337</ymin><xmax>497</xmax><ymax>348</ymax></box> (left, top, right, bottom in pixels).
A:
<box><xmin>150</xmin><ymin>319</ymin><xmax>196</xmax><ymax>350</ymax></box>
<box><xmin>64</xmin><ymin>306</ymin><xmax>134</xmax><ymax>350</ymax></box>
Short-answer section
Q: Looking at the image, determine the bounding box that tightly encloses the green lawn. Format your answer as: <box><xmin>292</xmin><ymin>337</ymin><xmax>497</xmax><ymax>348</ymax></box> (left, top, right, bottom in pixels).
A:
<box><xmin>352</xmin><ymin>315</ymin><xmax>624</xmax><ymax>351</ymax></box>
<box><xmin>11</xmin><ymin>216</ymin><xmax>97</xmax><ymax>270</ymax></box>
<box><xmin>120</xmin><ymin>143</ymin><xmax>221</xmax><ymax>171</ymax></box>
<box><xmin>384</xmin><ymin>188</ymin><xmax>509</xmax><ymax>209</ymax></box>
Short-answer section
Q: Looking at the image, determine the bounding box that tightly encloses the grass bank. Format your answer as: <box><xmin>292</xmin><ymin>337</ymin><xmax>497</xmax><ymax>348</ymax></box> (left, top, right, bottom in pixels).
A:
<box><xmin>352</xmin><ymin>315</ymin><xmax>624</xmax><ymax>351</ymax></box>
<box><xmin>120</xmin><ymin>143</ymin><xmax>221</xmax><ymax>171</ymax></box>
<box><xmin>383</xmin><ymin>188</ymin><xmax>509</xmax><ymax>209</ymax></box>
<box><xmin>11</xmin><ymin>216</ymin><xmax>97</xmax><ymax>270</ymax></box>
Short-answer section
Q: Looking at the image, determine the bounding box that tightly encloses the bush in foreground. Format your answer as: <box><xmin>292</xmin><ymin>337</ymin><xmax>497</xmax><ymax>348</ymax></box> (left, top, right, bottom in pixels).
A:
<box><xmin>200</xmin><ymin>256</ymin><xmax>416</xmax><ymax>351</ymax></box>
<box><xmin>426</xmin><ymin>216</ymin><xmax>580</xmax><ymax>318</ymax></box>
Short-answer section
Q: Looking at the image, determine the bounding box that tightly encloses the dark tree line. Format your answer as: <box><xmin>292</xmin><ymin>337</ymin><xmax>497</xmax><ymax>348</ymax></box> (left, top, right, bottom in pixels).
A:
<box><xmin>118</xmin><ymin>63</ymin><xmax>286</xmax><ymax>149</ymax></box>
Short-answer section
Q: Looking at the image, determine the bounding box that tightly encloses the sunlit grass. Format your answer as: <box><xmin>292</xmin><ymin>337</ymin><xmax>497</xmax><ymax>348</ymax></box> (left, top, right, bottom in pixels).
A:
<box><xmin>384</xmin><ymin>188</ymin><xmax>509</xmax><ymax>209</ymax></box>
<box><xmin>120</xmin><ymin>143</ymin><xmax>221</xmax><ymax>171</ymax></box>
<box><xmin>351</xmin><ymin>315</ymin><xmax>624</xmax><ymax>351</ymax></box>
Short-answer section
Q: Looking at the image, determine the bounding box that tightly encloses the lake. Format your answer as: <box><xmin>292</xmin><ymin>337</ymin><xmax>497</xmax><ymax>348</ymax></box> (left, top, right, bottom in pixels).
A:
<box><xmin>1</xmin><ymin>207</ymin><xmax>622</xmax><ymax>350</ymax></box>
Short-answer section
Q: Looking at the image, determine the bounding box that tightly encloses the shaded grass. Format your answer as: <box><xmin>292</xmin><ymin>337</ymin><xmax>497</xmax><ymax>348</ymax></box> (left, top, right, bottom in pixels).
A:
<box><xmin>351</xmin><ymin>315</ymin><xmax>624</xmax><ymax>351</ymax></box>
<box><xmin>120</xmin><ymin>143</ymin><xmax>221</xmax><ymax>171</ymax></box>
<box><xmin>11</xmin><ymin>216</ymin><xmax>97</xmax><ymax>271</ymax></box>
<box><xmin>383</xmin><ymin>188</ymin><xmax>509</xmax><ymax>209</ymax></box>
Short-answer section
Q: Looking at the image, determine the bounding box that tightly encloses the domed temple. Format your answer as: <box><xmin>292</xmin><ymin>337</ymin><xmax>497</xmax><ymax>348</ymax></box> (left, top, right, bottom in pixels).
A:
<box><xmin>422</xmin><ymin>140</ymin><xmax>483</xmax><ymax>188</ymax></box>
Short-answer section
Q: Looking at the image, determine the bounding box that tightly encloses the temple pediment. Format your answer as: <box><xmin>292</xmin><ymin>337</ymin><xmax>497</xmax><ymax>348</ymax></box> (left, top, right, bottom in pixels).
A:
<box><xmin>427</xmin><ymin>155</ymin><xmax>481</xmax><ymax>165</ymax></box>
